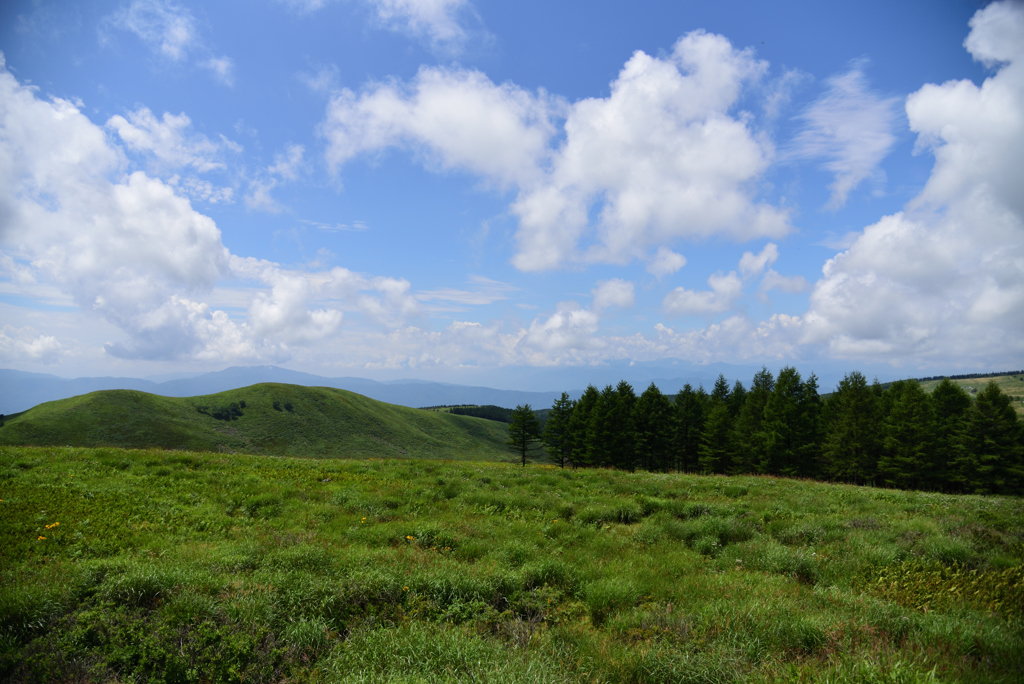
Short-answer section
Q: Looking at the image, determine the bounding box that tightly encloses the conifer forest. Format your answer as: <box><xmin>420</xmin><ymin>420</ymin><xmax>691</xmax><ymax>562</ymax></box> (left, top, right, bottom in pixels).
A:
<box><xmin>540</xmin><ymin>370</ymin><xmax>1024</xmax><ymax>496</ymax></box>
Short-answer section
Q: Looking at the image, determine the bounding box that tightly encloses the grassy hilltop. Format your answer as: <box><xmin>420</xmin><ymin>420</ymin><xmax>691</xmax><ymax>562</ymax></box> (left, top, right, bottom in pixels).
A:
<box><xmin>918</xmin><ymin>375</ymin><xmax>1024</xmax><ymax>416</ymax></box>
<box><xmin>2</xmin><ymin>445</ymin><xmax>1022</xmax><ymax>683</ymax></box>
<box><xmin>0</xmin><ymin>383</ymin><xmax>514</xmax><ymax>462</ymax></box>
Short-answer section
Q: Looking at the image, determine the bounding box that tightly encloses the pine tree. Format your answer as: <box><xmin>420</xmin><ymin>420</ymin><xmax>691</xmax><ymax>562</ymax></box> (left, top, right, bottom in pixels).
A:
<box><xmin>586</xmin><ymin>385</ymin><xmax>618</xmax><ymax>468</ymax></box>
<box><xmin>671</xmin><ymin>384</ymin><xmax>706</xmax><ymax>472</ymax></box>
<box><xmin>760</xmin><ymin>366</ymin><xmax>804</xmax><ymax>476</ymax></box>
<box><xmin>611</xmin><ymin>381</ymin><xmax>638</xmax><ymax>471</ymax></box>
<box><xmin>931</xmin><ymin>379</ymin><xmax>971</xmax><ymax>491</ymax></box>
<box><xmin>820</xmin><ymin>371</ymin><xmax>880</xmax><ymax>484</ymax></box>
<box><xmin>711</xmin><ymin>374</ymin><xmax>731</xmax><ymax>403</ymax></box>
<box><xmin>729</xmin><ymin>380</ymin><xmax>747</xmax><ymax>417</ymax></box>
<box><xmin>633</xmin><ymin>383</ymin><xmax>673</xmax><ymax>471</ymax></box>
<box><xmin>958</xmin><ymin>382</ymin><xmax>1024</xmax><ymax>495</ymax></box>
<box><xmin>795</xmin><ymin>373</ymin><xmax>822</xmax><ymax>478</ymax></box>
<box><xmin>877</xmin><ymin>380</ymin><xmax>935</xmax><ymax>490</ymax></box>
<box><xmin>543</xmin><ymin>392</ymin><xmax>575</xmax><ymax>468</ymax></box>
<box><xmin>507</xmin><ymin>404</ymin><xmax>542</xmax><ymax>467</ymax></box>
<box><xmin>698</xmin><ymin>398</ymin><xmax>732</xmax><ymax>474</ymax></box>
<box><xmin>568</xmin><ymin>385</ymin><xmax>600</xmax><ymax>468</ymax></box>
<box><xmin>730</xmin><ymin>367</ymin><xmax>773</xmax><ymax>475</ymax></box>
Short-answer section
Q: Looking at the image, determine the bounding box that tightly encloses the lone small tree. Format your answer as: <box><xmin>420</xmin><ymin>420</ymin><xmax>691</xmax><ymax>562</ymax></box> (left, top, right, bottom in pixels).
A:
<box><xmin>507</xmin><ymin>404</ymin><xmax>541</xmax><ymax>467</ymax></box>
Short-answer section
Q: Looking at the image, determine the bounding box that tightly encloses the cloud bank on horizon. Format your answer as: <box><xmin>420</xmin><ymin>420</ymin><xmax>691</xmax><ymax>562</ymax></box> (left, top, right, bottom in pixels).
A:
<box><xmin>0</xmin><ymin>0</ymin><xmax>1022</xmax><ymax>380</ymax></box>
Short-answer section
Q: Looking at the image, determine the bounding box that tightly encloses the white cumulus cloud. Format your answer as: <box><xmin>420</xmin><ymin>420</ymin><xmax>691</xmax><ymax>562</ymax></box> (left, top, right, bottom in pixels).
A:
<box><xmin>323</xmin><ymin>66</ymin><xmax>560</xmax><ymax>189</ymax></box>
<box><xmin>106</xmin><ymin>107</ymin><xmax>233</xmax><ymax>172</ymax></box>
<box><xmin>592</xmin><ymin>279</ymin><xmax>636</xmax><ymax>311</ymax></box>
<box><xmin>663</xmin><ymin>271</ymin><xmax>743</xmax><ymax>317</ymax></box>
<box><xmin>0</xmin><ymin>56</ymin><xmax>420</xmax><ymax>364</ymax></box>
<box><xmin>514</xmin><ymin>30</ymin><xmax>787</xmax><ymax>270</ymax></box>
<box><xmin>738</xmin><ymin>242</ymin><xmax>779</xmax><ymax>278</ymax></box>
<box><xmin>801</xmin><ymin>0</ymin><xmax>1024</xmax><ymax>365</ymax></box>
<box><xmin>0</xmin><ymin>325</ymin><xmax>63</xmax><ymax>364</ymax></box>
<box><xmin>519</xmin><ymin>302</ymin><xmax>601</xmax><ymax>353</ymax></box>
<box><xmin>323</xmin><ymin>30</ymin><xmax>791</xmax><ymax>272</ymax></box>
<box><xmin>647</xmin><ymin>247</ymin><xmax>687</xmax><ymax>278</ymax></box>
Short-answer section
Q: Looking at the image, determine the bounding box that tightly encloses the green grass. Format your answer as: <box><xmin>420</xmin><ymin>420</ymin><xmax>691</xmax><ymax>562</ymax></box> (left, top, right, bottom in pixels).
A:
<box><xmin>919</xmin><ymin>375</ymin><xmax>1024</xmax><ymax>416</ymax></box>
<box><xmin>0</xmin><ymin>384</ymin><xmax>517</xmax><ymax>461</ymax></box>
<box><xmin>2</xmin><ymin>446</ymin><xmax>1022</xmax><ymax>682</ymax></box>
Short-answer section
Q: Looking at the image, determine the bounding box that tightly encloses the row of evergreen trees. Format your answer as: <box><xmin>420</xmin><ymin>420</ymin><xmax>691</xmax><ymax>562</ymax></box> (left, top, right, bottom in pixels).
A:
<box><xmin>537</xmin><ymin>369</ymin><xmax>1024</xmax><ymax>496</ymax></box>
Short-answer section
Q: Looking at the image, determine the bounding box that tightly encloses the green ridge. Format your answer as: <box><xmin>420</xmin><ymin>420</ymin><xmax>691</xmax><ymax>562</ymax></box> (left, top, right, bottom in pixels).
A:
<box><xmin>0</xmin><ymin>383</ymin><xmax>516</xmax><ymax>461</ymax></box>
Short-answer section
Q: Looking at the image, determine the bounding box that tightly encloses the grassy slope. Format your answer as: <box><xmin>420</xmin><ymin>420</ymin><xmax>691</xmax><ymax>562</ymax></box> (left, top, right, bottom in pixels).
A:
<box><xmin>919</xmin><ymin>374</ymin><xmax>1024</xmax><ymax>416</ymax></box>
<box><xmin>1</xmin><ymin>446</ymin><xmax>1022</xmax><ymax>683</ymax></box>
<box><xmin>0</xmin><ymin>383</ymin><xmax>517</xmax><ymax>461</ymax></box>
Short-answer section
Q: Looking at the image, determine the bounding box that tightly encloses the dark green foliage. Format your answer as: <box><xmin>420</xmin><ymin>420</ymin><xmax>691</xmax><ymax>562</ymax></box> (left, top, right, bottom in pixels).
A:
<box><xmin>877</xmin><ymin>381</ymin><xmax>935</xmax><ymax>490</ymax></box>
<box><xmin>633</xmin><ymin>383</ymin><xmax>673</xmax><ymax>472</ymax></box>
<box><xmin>931</xmin><ymin>379</ymin><xmax>971</xmax><ymax>489</ymax></box>
<box><xmin>202</xmin><ymin>401</ymin><xmax>245</xmax><ymax>421</ymax></box>
<box><xmin>567</xmin><ymin>385</ymin><xmax>599</xmax><ymax>468</ymax></box>
<box><xmin>730</xmin><ymin>368</ymin><xmax>773</xmax><ymax>475</ymax></box>
<box><xmin>820</xmin><ymin>372</ymin><xmax>880</xmax><ymax>484</ymax></box>
<box><xmin>523</xmin><ymin>370</ymin><xmax>1024</xmax><ymax>495</ymax></box>
<box><xmin>542</xmin><ymin>393</ymin><xmax>575</xmax><ymax>468</ymax></box>
<box><xmin>273</xmin><ymin>400</ymin><xmax>283</xmax><ymax>411</ymax></box>
<box><xmin>586</xmin><ymin>385</ymin><xmax>619</xmax><ymax>468</ymax></box>
<box><xmin>711</xmin><ymin>374</ymin><xmax>731</xmax><ymax>403</ymax></box>
<box><xmin>760</xmin><ymin>367</ymin><xmax>819</xmax><ymax>478</ymax></box>
<box><xmin>449</xmin><ymin>405</ymin><xmax>514</xmax><ymax>423</ymax></box>
<box><xmin>610</xmin><ymin>381</ymin><xmax>638</xmax><ymax>471</ymax></box>
<box><xmin>673</xmin><ymin>384</ymin><xmax>706</xmax><ymax>473</ymax></box>
<box><xmin>283</xmin><ymin>402</ymin><xmax>294</xmax><ymax>412</ymax></box>
<box><xmin>698</xmin><ymin>399</ymin><xmax>732</xmax><ymax>474</ymax></box>
<box><xmin>957</xmin><ymin>381</ymin><xmax>1024</xmax><ymax>495</ymax></box>
<box><xmin>507</xmin><ymin>404</ymin><xmax>541</xmax><ymax>466</ymax></box>
<box><xmin>728</xmin><ymin>379</ymin><xmax>747</xmax><ymax>418</ymax></box>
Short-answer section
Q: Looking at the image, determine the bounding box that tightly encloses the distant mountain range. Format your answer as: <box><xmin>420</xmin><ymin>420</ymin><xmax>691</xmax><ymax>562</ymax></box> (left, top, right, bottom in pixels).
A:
<box><xmin>1</xmin><ymin>360</ymin><xmax>970</xmax><ymax>416</ymax></box>
<box><xmin>0</xmin><ymin>366</ymin><xmax>575</xmax><ymax>415</ymax></box>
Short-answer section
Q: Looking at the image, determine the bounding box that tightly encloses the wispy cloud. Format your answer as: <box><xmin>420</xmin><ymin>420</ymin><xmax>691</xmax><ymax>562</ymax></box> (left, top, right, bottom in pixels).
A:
<box><xmin>202</xmin><ymin>56</ymin><xmax>235</xmax><ymax>86</ymax></box>
<box><xmin>302</xmin><ymin>219</ymin><xmax>370</xmax><ymax>232</ymax></box>
<box><xmin>107</xmin><ymin>0</ymin><xmax>196</xmax><ymax>61</ymax></box>
<box><xmin>417</xmin><ymin>275</ymin><xmax>517</xmax><ymax>310</ymax></box>
<box><xmin>278</xmin><ymin>0</ymin><xmax>481</xmax><ymax>52</ymax></box>
<box><xmin>102</xmin><ymin>0</ymin><xmax>235</xmax><ymax>86</ymax></box>
<box><xmin>789</xmin><ymin>61</ymin><xmax>900</xmax><ymax>208</ymax></box>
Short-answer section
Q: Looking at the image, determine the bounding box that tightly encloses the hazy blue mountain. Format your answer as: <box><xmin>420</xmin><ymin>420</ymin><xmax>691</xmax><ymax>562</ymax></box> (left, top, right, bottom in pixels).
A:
<box><xmin>0</xmin><ymin>361</ymin><xmax>925</xmax><ymax>416</ymax></box>
<box><xmin>1</xmin><ymin>369</ymin><xmax>159</xmax><ymax>415</ymax></box>
<box><xmin>0</xmin><ymin>367</ymin><xmax>564</xmax><ymax>415</ymax></box>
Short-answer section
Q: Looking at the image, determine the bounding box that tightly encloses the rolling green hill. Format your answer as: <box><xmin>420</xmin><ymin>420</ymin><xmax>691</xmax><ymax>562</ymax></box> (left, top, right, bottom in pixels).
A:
<box><xmin>0</xmin><ymin>383</ymin><xmax>518</xmax><ymax>461</ymax></box>
<box><xmin>918</xmin><ymin>373</ymin><xmax>1024</xmax><ymax>415</ymax></box>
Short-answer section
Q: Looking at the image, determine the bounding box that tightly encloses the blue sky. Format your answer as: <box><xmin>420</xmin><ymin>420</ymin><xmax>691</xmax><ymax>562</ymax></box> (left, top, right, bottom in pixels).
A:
<box><xmin>0</xmin><ymin>0</ymin><xmax>1021</xmax><ymax>386</ymax></box>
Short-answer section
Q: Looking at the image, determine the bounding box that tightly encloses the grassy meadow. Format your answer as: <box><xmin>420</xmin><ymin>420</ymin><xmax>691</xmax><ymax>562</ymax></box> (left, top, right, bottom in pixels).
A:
<box><xmin>0</xmin><ymin>384</ymin><xmax>513</xmax><ymax>462</ymax></box>
<box><xmin>2</xmin><ymin>445</ymin><xmax>1022</xmax><ymax>683</ymax></box>
<box><xmin>918</xmin><ymin>375</ymin><xmax>1024</xmax><ymax>416</ymax></box>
